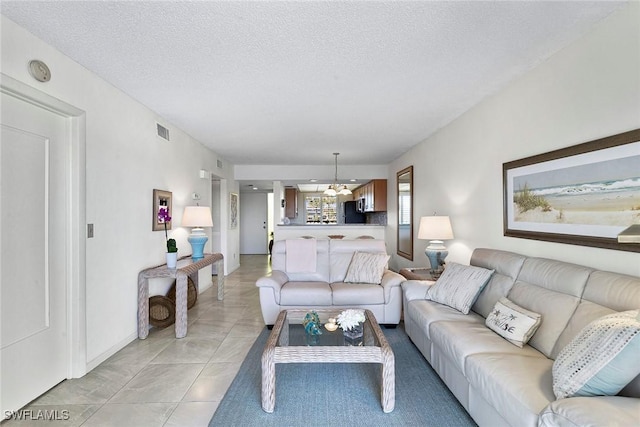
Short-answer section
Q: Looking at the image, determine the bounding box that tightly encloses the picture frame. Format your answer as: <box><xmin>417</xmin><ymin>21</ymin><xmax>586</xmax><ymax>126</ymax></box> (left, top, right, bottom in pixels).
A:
<box><xmin>153</xmin><ymin>189</ymin><xmax>172</xmax><ymax>231</ymax></box>
<box><xmin>230</xmin><ymin>192</ymin><xmax>238</xmax><ymax>229</ymax></box>
<box><xmin>503</xmin><ymin>129</ymin><xmax>640</xmax><ymax>253</ymax></box>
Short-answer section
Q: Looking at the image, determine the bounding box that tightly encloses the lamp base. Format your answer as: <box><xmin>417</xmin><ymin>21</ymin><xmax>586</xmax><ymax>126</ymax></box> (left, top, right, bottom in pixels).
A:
<box><xmin>188</xmin><ymin>228</ymin><xmax>208</xmax><ymax>261</ymax></box>
<box><xmin>425</xmin><ymin>240</ymin><xmax>448</xmax><ymax>278</ymax></box>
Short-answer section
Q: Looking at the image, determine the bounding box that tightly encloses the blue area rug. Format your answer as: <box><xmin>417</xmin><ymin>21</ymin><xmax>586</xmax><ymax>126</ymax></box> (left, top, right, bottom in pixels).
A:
<box><xmin>209</xmin><ymin>324</ymin><xmax>477</xmax><ymax>427</ymax></box>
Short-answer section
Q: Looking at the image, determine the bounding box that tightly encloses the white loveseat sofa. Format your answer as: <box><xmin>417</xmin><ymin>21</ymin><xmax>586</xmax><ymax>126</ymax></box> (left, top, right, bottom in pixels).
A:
<box><xmin>403</xmin><ymin>248</ymin><xmax>640</xmax><ymax>427</ymax></box>
<box><xmin>256</xmin><ymin>239</ymin><xmax>404</xmax><ymax>326</ymax></box>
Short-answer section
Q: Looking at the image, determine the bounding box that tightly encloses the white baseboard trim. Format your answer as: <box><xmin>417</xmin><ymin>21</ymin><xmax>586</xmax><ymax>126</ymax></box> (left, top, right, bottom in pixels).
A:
<box><xmin>199</xmin><ymin>280</ymin><xmax>212</xmax><ymax>293</ymax></box>
<box><xmin>85</xmin><ymin>331</ymin><xmax>138</xmax><ymax>373</ymax></box>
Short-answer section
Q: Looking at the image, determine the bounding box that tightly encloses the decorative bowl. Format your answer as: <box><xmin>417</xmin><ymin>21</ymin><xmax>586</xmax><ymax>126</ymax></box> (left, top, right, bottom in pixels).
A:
<box><xmin>324</xmin><ymin>322</ymin><xmax>338</xmax><ymax>332</ymax></box>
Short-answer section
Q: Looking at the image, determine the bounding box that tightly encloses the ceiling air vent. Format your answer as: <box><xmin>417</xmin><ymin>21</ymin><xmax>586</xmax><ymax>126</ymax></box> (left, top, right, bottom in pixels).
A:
<box><xmin>156</xmin><ymin>123</ymin><xmax>170</xmax><ymax>141</ymax></box>
<box><xmin>217</xmin><ymin>159</ymin><xmax>223</xmax><ymax>169</ymax></box>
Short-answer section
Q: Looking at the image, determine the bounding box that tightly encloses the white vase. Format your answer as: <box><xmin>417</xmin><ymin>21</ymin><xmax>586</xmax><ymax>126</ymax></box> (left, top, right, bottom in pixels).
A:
<box><xmin>166</xmin><ymin>252</ymin><xmax>178</xmax><ymax>269</ymax></box>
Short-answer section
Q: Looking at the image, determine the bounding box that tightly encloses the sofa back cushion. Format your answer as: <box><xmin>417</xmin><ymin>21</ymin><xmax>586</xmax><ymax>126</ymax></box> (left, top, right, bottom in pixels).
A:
<box><xmin>272</xmin><ymin>239</ymin><xmax>331</xmax><ymax>282</ymax></box>
<box><xmin>470</xmin><ymin>248</ymin><xmax>526</xmax><ymax>318</ymax></box>
<box><xmin>553</xmin><ymin>271</ymin><xmax>640</xmax><ymax>357</ymax></box>
<box><xmin>507</xmin><ymin>257</ymin><xmax>592</xmax><ymax>358</ymax></box>
<box><xmin>329</xmin><ymin>239</ymin><xmax>387</xmax><ymax>283</ymax></box>
<box><xmin>553</xmin><ymin>270</ymin><xmax>640</xmax><ymax>397</ymax></box>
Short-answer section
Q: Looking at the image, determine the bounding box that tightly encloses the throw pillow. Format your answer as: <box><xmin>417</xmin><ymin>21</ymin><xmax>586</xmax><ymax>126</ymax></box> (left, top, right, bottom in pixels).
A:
<box><xmin>552</xmin><ymin>310</ymin><xmax>640</xmax><ymax>399</ymax></box>
<box><xmin>426</xmin><ymin>262</ymin><xmax>494</xmax><ymax>314</ymax></box>
<box><xmin>485</xmin><ymin>297</ymin><xmax>542</xmax><ymax>347</ymax></box>
<box><xmin>344</xmin><ymin>252</ymin><xmax>390</xmax><ymax>284</ymax></box>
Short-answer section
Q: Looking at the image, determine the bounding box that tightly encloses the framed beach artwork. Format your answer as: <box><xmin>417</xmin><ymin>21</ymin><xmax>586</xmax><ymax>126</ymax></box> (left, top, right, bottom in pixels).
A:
<box><xmin>230</xmin><ymin>192</ymin><xmax>238</xmax><ymax>229</ymax></box>
<box><xmin>503</xmin><ymin>129</ymin><xmax>640</xmax><ymax>252</ymax></box>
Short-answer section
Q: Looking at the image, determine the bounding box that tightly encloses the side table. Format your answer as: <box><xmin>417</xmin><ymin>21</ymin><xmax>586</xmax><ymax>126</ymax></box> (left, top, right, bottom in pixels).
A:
<box><xmin>138</xmin><ymin>253</ymin><xmax>224</xmax><ymax>339</ymax></box>
<box><xmin>399</xmin><ymin>267</ymin><xmax>436</xmax><ymax>281</ymax></box>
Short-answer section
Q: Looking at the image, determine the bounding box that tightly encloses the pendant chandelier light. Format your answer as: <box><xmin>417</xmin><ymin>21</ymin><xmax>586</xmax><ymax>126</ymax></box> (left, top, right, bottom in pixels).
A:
<box><xmin>324</xmin><ymin>153</ymin><xmax>352</xmax><ymax>196</ymax></box>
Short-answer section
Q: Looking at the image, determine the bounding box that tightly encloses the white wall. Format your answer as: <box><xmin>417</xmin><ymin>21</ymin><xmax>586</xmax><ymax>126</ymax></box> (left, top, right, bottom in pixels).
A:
<box><xmin>1</xmin><ymin>16</ymin><xmax>240</xmax><ymax>368</ymax></box>
<box><xmin>388</xmin><ymin>3</ymin><xmax>640</xmax><ymax>277</ymax></box>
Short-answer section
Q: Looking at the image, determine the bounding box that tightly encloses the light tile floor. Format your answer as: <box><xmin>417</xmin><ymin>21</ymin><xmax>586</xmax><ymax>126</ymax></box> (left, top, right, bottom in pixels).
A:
<box><xmin>4</xmin><ymin>255</ymin><xmax>270</xmax><ymax>427</ymax></box>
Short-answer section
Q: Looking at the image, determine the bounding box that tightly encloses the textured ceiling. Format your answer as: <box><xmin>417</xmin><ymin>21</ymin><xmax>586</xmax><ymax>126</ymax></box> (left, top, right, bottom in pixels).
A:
<box><xmin>1</xmin><ymin>1</ymin><xmax>624</xmax><ymax>166</ymax></box>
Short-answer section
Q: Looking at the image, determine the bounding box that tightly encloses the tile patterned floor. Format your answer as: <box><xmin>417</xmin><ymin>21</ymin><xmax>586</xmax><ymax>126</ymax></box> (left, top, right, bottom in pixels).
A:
<box><xmin>4</xmin><ymin>255</ymin><xmax>270</xmax><ymax>427</ymax></box>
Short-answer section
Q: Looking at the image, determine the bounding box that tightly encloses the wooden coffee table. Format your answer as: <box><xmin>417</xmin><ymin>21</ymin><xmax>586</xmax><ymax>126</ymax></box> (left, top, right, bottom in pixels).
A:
<box><xmin>261</xmin><ymin>309</ymin><xmax>395</xmax><ymax>413</ymax></box>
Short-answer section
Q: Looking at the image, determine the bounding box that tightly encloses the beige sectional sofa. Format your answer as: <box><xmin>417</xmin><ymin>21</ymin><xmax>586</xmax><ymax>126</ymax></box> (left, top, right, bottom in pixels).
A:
<box><xmin>402</xmin><ymin>248</ymin><xmax>640</xmax><ymax>427</ymax></box>
<box><xmin>256</xmin><ymin>239</ymin><xmax>404</xmax><ymax>326</ymax></box>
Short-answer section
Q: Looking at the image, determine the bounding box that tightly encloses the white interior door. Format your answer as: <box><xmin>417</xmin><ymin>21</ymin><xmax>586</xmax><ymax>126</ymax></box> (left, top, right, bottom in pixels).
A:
<box><xmin>1</xmin><ymin>92</ymin><xmax>68</xmax><ymax>413</ymax></box>
<box><xmin>239</xmin><ymin>192</ymin><xmax>268</xmax><ymax>254</ymax></box>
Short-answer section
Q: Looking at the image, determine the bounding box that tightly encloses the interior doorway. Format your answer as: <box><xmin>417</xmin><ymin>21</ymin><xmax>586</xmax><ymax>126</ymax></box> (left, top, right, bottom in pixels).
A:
<box><xmin>240</xmin><ymin>192</ymin><xmax>268</xmax><ymax>254</ymax></box>
<box><xmin>1</xmin><ymin>74</ymin><xmax>86</xmax><ymax>413</ymax></box>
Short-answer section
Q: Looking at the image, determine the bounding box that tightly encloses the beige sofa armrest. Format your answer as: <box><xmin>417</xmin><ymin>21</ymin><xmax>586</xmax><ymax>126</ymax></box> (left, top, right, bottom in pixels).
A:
<box><xmin>380</xmin><ymin>270</ymin><xmax>405</xmax><ymax>303</ymax></box>
<box><xmin>402</xmin><ymin>279</ymin><xmax>436</xmax><ymax>302</ymax></box>
<box><xmin>256</xmin><ymin>270</ymin><xmax>289</xmax><ymax>292</ymax></box>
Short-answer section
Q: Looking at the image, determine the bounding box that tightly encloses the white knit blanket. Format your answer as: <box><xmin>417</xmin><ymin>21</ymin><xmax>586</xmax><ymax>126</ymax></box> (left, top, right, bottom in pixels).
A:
<box><xmin>285</xmin><ymin>239</ymin><xmax>317</xmax><ymax>273</ymax></box>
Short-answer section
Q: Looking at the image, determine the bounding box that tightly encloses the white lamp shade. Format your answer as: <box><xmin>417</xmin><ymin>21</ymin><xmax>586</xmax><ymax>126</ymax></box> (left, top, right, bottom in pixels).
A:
<box><xmin>324</xmin><ymin>186</ymin><xmax>337</xmax><ymax>196</ymax></box>
<box><xmin>338</xmin><ymin>185</ymin><xmax>352</xmax><ymax>195</ymax></box>
<box><xmin>418</xmin><ymin>216</ymin><xmax>454</xmax><ymax>240</ymax></box>
<box><xmin>182</xmin><ymin>206</ymin><xmax>213</xmax><ymax>228</ymax></box>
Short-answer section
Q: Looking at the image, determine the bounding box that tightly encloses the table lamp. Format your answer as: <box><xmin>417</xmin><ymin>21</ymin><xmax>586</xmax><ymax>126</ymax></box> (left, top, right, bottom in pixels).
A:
<box><xmin>182</xmin><ymin>206</ymin><xmax>213</xmax><ymax>260</ymax></box>
<box><xmin>418</xmin><ymin>215</ymin><xmax>454</xmax><ymax>277</ymax></box>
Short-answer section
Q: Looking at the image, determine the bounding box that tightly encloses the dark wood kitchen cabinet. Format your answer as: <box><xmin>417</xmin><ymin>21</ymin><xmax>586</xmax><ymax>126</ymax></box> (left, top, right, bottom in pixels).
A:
<box><xmin>356</xmin><ymin>179</ymin><xmax>387</xmax><ymax>212</ymax></box>
<box><xmin>285</xmin><ymin>188</ymin><xmax>298</xmax><ymax>218</ymax></box>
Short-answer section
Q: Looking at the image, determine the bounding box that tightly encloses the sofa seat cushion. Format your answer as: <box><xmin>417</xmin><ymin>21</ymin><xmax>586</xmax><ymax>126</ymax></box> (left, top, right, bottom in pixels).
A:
<box><xmin>280</xmin><ymin>282</ymin><xmax>332</xmax><ymax>305</ymax></box>
<box><xmin>406</xmin><ymin>300</ymin><xmax>484</xmax><ymax>340</ymax></box>
<box><xmin>430</xmin><ymin>321</ymin><xmax>545</xmax><ymax>375</ymax></box>
<box><xmin>330</xmin><ymin>282</ymin><xmax>384</xmax><ymax>305</ymax></box>
<box><xmin>539</xmin><ymin>396</ymin><xmax>640</xmax><ymax>427</ymax></box>
<box><xmin>466</xmin><ymin>353</ymin><xmax>554</xmax><ymax>427</ymax></box>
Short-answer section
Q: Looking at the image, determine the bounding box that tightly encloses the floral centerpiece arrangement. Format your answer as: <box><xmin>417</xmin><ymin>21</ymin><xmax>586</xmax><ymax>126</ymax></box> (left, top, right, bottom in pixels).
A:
<box><xmin>337</xmin><ymin>309</ymin><xmax>365</xmax><ymax>330</ymax></box>
<box><xmin>158</xmin><ymin>207</ymin><xmax>178</xmax><ymax>267</ymax></box>
<box><xmin>337</xmin><ymin>309</ymin><xmax>366</xmax><ymax>343</ymax></box>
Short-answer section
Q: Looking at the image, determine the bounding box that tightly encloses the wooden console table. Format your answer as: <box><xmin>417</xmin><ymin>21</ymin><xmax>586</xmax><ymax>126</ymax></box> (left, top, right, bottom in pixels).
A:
<box><xmin>138</xmin><ymin>253</ymin><xmax>224</xmax><ymax>339</ymax></box>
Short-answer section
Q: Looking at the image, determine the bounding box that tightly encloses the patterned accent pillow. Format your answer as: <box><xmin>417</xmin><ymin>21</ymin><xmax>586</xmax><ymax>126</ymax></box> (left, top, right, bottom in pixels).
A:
<box><xmin>552</xmin><ymin>310</ymin><xmax>640</xmax><ymax>399</ymax></box>
<box><xmin>344</xmin><ymin>252</ymin><xmax>390</xmax><ymax>284</ymax></box>
<box><xmin>427</xmin><ymin>262</ymin><xmax>494</xmax><ymax>314</ymax></box>
<box><xmin>486</xmin><ymin>297</ymin><xmax>542</xmax><ymax>347</ymax></box>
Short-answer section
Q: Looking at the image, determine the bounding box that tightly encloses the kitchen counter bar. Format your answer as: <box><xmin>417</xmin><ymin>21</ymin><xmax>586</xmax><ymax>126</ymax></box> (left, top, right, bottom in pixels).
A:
<box><xmin>275</xmin><ymin>224</ymin><xmax>385</xmax><ymax>240</ymax></box>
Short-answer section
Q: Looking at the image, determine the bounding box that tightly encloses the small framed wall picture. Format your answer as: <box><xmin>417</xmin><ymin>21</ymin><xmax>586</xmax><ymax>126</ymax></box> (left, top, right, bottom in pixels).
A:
<box><xmin>153</xmin><ymin>189</ymin><xmax>172</xmax><ymax>231</ymax></box>
<box><xmin>230</xmin><ymin>192</ymin><xmax>238</xmax><ymax>229</ymax></box>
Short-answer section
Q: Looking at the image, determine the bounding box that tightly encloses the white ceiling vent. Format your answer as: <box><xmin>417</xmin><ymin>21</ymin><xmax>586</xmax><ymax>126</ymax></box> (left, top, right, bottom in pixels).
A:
<box><xmin>217</xmin><ymin>159</ymin><xmax>223</xmax><ymax>169</ymax></box>
<box><xmin>156</xmin><ymin>123</ymin><xmax>170</xmax><ymax>141</ymax></box>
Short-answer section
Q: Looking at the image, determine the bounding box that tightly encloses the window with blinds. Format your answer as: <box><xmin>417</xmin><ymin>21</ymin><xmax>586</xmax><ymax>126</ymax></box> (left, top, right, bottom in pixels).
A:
<box><xmin>399</xmin><ymin>194</ymin><xmax>411</xmax><ymax>225</ymax></box>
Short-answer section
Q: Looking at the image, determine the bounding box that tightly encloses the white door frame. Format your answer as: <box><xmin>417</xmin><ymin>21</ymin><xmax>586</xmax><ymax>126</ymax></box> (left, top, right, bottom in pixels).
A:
<box><xmin>1</xmin><ymin>73</ymin><xmax>87</xmax><ymax>378</ymax></box>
